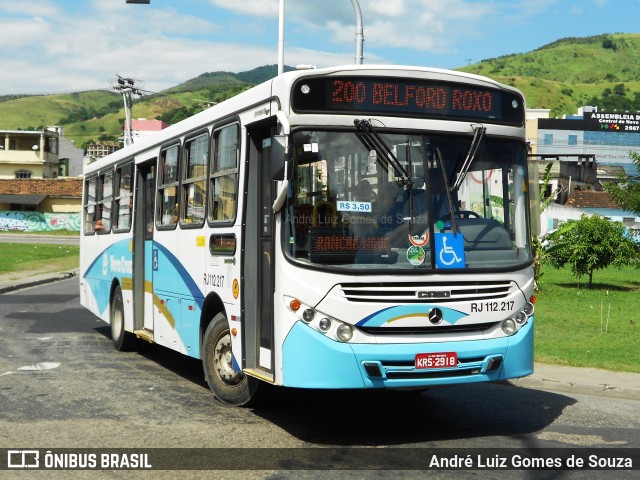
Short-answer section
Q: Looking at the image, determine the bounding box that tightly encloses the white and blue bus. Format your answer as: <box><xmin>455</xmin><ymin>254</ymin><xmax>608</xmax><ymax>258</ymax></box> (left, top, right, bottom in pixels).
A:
<box><xmin>80</xmin><ymin>65</ymin><xmax>536</xmax><ymax>405</ymax></box>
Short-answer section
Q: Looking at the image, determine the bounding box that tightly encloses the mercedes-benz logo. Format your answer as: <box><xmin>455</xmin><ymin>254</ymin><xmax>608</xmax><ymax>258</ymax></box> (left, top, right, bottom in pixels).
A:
<box><xmin>428</xmin><ymin>307</ymin><xmax>443</xmax><ymax>325</ymax></box>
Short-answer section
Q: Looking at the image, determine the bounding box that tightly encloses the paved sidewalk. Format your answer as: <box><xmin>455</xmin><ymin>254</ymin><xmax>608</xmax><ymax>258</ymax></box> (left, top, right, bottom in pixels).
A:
<box><xmin>0</xmin><ymin>269</ymin><xmax>79</xmax><ymax>294</ymax></box>
<box><xmin>1</xmin><ymin>269</ymin><xmax>639</xmax><ymax>401</ymax></box>
<box><xmin>509</xmin><ymin>363</ymin><xmax>640</xmax><ymax>401</ymax></box>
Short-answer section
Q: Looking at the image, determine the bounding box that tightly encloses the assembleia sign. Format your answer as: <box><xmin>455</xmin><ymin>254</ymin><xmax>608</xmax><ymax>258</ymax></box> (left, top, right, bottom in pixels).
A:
<box><xmin>539</xmin><ymin>113</ymin><xmax>640</xmax><ymax>133</ymax></box>
<box><xmin>587</xmin><ymin>112</ymin><xmax>640</xmax><ymax>131</ymax></box>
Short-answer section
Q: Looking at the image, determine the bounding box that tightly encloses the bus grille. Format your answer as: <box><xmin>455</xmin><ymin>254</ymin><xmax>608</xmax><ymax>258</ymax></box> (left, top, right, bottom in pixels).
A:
<box><xmin>358</xmin><ymin>322</ymin><xmax>500</xmax><ymax>335</ymax></box>
<box><xmin>339</xmin><ymin>280</ymin><xmax>513</xmax><ymax>303</ymax></box>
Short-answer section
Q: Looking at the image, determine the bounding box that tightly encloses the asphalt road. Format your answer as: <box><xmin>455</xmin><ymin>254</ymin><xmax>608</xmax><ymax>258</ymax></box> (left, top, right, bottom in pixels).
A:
<box><xmin>1</xmin><ymin>278</ymin><xmax>639</xmax><ymax>479</ymax></box>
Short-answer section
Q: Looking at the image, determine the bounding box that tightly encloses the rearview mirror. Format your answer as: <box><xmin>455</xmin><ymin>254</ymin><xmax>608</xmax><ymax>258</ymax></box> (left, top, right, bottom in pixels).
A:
<box><xmin>269</xmin><ymin>135</ymin><xmax>288</xmax><ymax>180</ymax></box>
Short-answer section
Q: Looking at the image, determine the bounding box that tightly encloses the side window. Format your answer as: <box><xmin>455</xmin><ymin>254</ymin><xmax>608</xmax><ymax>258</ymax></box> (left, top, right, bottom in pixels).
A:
<box><xmin>96</xmin><ymin>170</ymin><xmax>113</xmax><ymax>234</ymax></box>
<box><xmin>158</xmin><ymin>144</ymin><xmax>180</xmax><ymax>227</ymax></box>
<box><xmin>182</xmin><ymin>133</ymin><xmax>208</xmax><ymax>226</ymax></box>
<box><xmin>209</xmin><ymin>124</ymin><xmax>239</xmax><ymax>223</ymax></box>
<box><xmin>114</xmin><ymin>162</ymin><xmax>133</xmax><ymax>231</ymax></box>
<box><xmin>83</xmin><ymin>177</ymin><xmax>98</xmax><ymax>235</ymax></box>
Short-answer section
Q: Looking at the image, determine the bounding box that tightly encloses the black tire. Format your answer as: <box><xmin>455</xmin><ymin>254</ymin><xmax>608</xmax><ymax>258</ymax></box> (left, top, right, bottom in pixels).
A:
<box><xmin>110</xmin><ymin>285</ymin><xmax>138</xmax><ymax>351</ymax></box>
<box><xmin>202</xmin><ymin>313</ymin><xmax>260</xmax><ymax>406</ymax></box>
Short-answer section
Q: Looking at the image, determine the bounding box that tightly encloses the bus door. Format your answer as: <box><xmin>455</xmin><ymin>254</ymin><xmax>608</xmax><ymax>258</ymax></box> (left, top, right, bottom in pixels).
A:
<box><xmin>243</xmin><ymin>123</ymin><xmax>276</xmax><ymax>381</ymax></box>
<box><xmin>133</xmin><ymin>159</ymin><xmax>156</xmax><ymax>340</ymax></box>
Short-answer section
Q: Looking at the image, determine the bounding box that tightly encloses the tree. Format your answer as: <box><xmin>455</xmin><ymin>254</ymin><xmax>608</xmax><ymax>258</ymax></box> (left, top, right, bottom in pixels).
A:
<box><xmin>545</xmin><ymin>214</ymin><xmax>639</xmax><ymax>286</ymax></box>
<box><xmin>532</xmin><ymin>162</ymin><xmax>560</xmax><ymax>290</ymax></box>
<box><xmin>603</xmin><ymin>151</ymin><xmax>640</xmax><ymax>216</ymax></box>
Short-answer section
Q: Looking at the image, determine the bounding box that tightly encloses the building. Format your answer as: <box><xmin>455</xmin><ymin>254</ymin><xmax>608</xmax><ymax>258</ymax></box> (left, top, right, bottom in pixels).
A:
<box><xmin>129</xmin><ymin>118</ymin><xmax>168</xmax><ymax>142</ymax></box>
<box><xmin>47</xmin><ymin>126</ymin><xmax>85</xmax><ymax>177</ymax></box>
<box><xmin>530</xmin><ymin>106</ymin><xmax>640</xmax><ymax>177</ymax></box>
<box><xmin>0</xmin><ymin>178</ymin><xmax>83</xmax><ymax>212</ymax></box>
<box><xmin>85</xmin><ymin>141</ymin><xmax>120</xmax><ymax>166</ymax></box>
<box><xmin>0</xmin><ymin>178</ymin><xmax>83</xmax><ymax>231</ymax></box>
<box><xmin>0</xmin><ymin>129</ymin><xmax>60</xmax><ymax>179</ymax></box>
<box><xmin>527</xmin><ymin>107</ymin><xmax>640</xmax><ymax>238</ymax></box>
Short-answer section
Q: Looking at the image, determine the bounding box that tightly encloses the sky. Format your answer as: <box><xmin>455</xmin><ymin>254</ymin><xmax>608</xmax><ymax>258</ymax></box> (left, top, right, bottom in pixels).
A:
<box><xmin>1</xmin><ymin>0</ymin><xmax>639</xmax><ymax>96</ymax></box>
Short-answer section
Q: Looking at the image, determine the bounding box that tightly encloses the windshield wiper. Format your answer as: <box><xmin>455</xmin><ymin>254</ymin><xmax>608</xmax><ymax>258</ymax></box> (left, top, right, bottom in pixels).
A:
<box><xmin>451</xmin><ymin>124</ymin><xmax>486</xmax><ymax>192</ymax></box>
<box><xmin>428</xmin><ymin>141</ymin><xmax>459</xmax><ymax>234</ymax></box>
<box><xmin>354</xmin><ymin>119</ymin><xmax>412</xmax><ymax>187</ymax></box>
<box><xmin>354</xmin><ymin>119</ymin><xmax>416</xmax><ymax>230</ymax></box>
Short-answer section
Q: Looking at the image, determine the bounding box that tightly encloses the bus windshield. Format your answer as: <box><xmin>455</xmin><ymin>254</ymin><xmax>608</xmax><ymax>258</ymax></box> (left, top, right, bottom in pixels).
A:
<box><xmin>285</xmin><ymin>128</ymin><xmax>532</xmax><ymax>271</ymax></box>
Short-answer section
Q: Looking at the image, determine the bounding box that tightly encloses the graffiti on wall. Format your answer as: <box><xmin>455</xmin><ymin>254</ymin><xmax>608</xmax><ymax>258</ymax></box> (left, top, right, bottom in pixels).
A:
<box><xmin>0</xmin><ymin>211</ymin><xmax>81</xmax><ymax>232</ymax></box>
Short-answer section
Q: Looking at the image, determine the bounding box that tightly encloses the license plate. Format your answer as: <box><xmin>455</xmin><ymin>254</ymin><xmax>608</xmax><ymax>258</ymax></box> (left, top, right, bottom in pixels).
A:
<box><xmin>415</xmin><ymin>352</ymin><xmax>457</xmax><ymax>369</ymax></box>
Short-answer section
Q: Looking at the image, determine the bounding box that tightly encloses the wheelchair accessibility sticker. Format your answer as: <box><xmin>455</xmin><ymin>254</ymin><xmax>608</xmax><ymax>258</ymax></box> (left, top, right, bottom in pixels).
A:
<box><xmin>435</xmin><ymin>233</ymin><xmax>465</xmax><ymax>269</ymax></box>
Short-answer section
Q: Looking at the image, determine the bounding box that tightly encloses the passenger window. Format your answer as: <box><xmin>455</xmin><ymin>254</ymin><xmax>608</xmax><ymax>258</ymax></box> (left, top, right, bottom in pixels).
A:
<box><xmin>209</xmin><ymin>124</ymin><xmax>239</xmax><ymax>223</ymax></box>
<box><xmin>83</xmin><ymin>177</ymin><xmax>98</xmax><ymax>235</ymax></box>
<box><xmin>182</xmin><ymin>133</ymin><xmax>208</xmax><ymax>226</ymax></box>
<box><xmin>158</xmin><ymin>145</ymin><xmax>180</xmax><ymax>227</ymax></box>
<box><xmin>96</xmin><ymin>170</ymin><xmax>113</xmax><ymax>233</ymax></box>
<box><xmin>114</xmin><ymin>162</ymin><xmax>133</xmax><ymax>231</ymax></box>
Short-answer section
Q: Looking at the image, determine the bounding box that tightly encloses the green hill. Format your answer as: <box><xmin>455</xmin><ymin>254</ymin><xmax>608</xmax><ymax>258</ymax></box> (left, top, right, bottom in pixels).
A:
<box><xmin>2</xmin><ymin>35</ymin><xmax>640</xmax><ymax>148</ymax></box>
<box><xmin>457</xmin><ymin>33</ymin><xmax>640</xmax><ymax>117</ymax></box>
<box><xmin>0</xmin><ymin>65</ymin><xmax>289</xmax><ymax>148</ymax></box>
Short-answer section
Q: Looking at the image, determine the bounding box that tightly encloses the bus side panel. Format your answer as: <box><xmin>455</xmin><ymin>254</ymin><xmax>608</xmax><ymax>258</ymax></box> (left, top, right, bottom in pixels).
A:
<box><xmin>149</xmin><ymin>236</ymin><xmax>200</xmax><ymax>357</ymax></box>
<box><xmin>175</xmin><ymin>229</ymin><xmax>207</xmax><ymax>359</ymax></box>
<box><xmin>81</xmin><ymin>238</ymin><xmax>133</xmax><ymax>325</ymax></box>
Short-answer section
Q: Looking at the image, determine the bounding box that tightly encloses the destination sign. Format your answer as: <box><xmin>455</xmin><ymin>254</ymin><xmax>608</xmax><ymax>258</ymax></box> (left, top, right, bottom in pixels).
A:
<box><xmin>309</xmin><ymin>228</ymin><xmax>391</xmax><ymax>263</ymax></box>
<box><xmin>292</xmin><ymin>76</ymin><xmax>524</xmax><ymax>125</ymax></box>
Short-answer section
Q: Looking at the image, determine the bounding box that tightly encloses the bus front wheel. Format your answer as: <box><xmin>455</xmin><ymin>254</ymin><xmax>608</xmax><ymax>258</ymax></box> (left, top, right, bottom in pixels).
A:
<box><xmin>110</xmin><ymin>285</ymin><xmax>138</xmax><ymax>351</ymax></box>
<box><xmin>202</xmin><ymin>313</ymin><xmax>260</xmax><ymax>406</ymax></box>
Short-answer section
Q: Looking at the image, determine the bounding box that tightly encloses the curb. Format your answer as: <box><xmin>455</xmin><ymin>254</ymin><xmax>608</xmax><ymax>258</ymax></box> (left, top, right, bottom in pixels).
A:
<box><xmin>0</xmin><ymin>270</ymin><xmax>78</xmax><ymax>294</ymax></box>
<box><xmin>508</xmin><ymin>376</ymin><xmax>640</xmax><ymax>401</ymax></box>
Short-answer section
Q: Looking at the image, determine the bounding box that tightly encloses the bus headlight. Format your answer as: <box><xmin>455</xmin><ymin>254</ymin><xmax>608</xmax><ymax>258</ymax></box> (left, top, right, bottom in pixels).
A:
<box><xmin>515</xmin><ymin>311</ymin><xmax>527</xmax><ymax>324</ymax></box>
<box><xmin>524</xmin><ymin>301</ymin><xmax>535</xmax><ymax>316</ymax></box>
<box><xmin>502</xmin><ymin>318</ymin><xmax>517</xmax><ymax>336</ymax></box>
<box><xmin>302</xmin><ymin>309</ymin><xmax>315</xmax><ymax>322</ymax></box>
<box><xmin>319</xmin><ymin>318</ymin><xmax>332</xmax><ymax>331</ymax></box>
<box><xmin>285</xmin><ymin>297</ymin><xmax>357</xmax><ymax>342</ymax></box>
<box><xmin>336</xmin><ymin>324</ymin><xmax>354</xmax><ymax>342</ymax></box>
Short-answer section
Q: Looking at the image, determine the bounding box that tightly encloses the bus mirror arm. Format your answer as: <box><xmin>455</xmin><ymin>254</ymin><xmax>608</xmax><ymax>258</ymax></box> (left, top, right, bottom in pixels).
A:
<box><xmin>272</xmin><ymin>179</ymin><xmax>289</xmax><ymax>213</ymax></box>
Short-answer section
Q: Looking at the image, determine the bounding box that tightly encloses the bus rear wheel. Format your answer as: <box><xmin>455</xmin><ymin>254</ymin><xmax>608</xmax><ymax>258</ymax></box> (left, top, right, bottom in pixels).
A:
<box><xmin>110</xmin><ymin>285</ymin><xmax>138</xmax><ymax>351</ymax></box>
<box><xmin>202</xmin><ymin>313</ymin><xmax>260</xmax><ymax>406</ymax></box>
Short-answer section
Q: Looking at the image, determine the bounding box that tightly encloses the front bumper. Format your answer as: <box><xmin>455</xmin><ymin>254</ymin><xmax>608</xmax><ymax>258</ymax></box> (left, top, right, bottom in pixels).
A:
<box><xmin>281</xmin><ymin>318</ymin><xmax>534</xmax><ymax>389</ymax></box>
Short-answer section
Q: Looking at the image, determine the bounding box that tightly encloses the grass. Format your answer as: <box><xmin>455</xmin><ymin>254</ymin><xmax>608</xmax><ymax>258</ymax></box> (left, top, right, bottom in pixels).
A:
<box><xmin>0</xmin><ymin>243</ymin><xmax>79</xmax><ymax>276</ymax></box>
<box><xmin>534</xmin><ymin>263</ymin><xmax>640</xmax><ymax>373</ymax></box>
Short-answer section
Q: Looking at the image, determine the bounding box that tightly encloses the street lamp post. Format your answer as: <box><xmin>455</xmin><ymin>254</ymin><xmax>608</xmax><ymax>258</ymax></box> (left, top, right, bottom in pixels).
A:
<box><xmin>351</xmin><ymin>0</ymin><xmax>364</xmax><ymax>65</ymax></box>
<box><xmin>278</xmin><ymin>0</ymin><xmax>285</xmax><ymax>75</ymax></box>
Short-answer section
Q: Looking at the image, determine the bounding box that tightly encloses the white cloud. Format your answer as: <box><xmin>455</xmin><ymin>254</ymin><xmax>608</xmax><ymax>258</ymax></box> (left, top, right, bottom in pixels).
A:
<box><xmin>0</xmin><ymin>0</ymin><xmax>633</xmax><ymax>95</ymax></box>
<box><xmin>0</xmin><ymin>18</ymin><xmax>51</xmax><ymax>46</ymax></box>
<box><xmin>207</xmin><ymin>0</ymin><xmax>279</xmax><ymax>18</ymax></box>
<box><xmin>0</xmin><ymin>0</ymin><xmax>59</xmax><ymax>17</ymax></box>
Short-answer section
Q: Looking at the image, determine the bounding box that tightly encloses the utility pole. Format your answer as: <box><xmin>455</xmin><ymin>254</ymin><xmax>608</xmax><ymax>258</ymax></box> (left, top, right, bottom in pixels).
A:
<box><xmin>112</xmin><ymin>76</ymin><xmax>143</xmax><ymax>146</ymax></box>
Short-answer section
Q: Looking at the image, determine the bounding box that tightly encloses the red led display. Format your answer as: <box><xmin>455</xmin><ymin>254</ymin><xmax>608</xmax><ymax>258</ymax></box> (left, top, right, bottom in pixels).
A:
<box><xmin>309</xmin><ymin>229</ymin><xmax>391</xmax><ymax>263</ymax></box>
<box><xmin>292</xmin><ymin>76</ymin><xmax>524</xmax><ymax>125</ymax></box>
